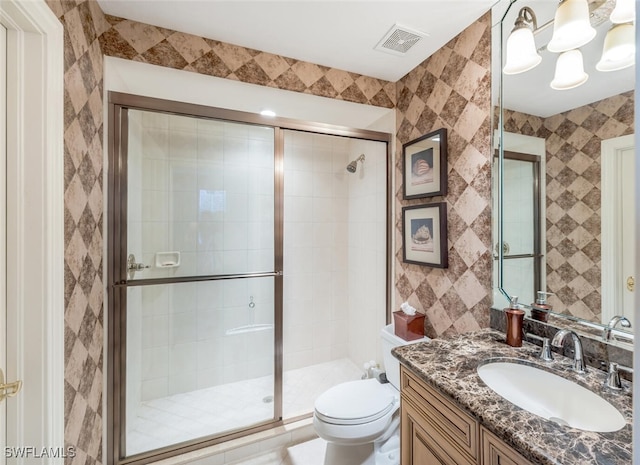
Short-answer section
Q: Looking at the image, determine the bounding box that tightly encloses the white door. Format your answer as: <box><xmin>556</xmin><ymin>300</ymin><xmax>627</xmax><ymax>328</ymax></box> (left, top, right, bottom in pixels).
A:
<box><xmin>1</xmin><ymin>1</ymin><xmax>65</xmax><ymax>461</ymax></box>
<box><xmin>620</xmin><ymin>144</ymin><xmax>635</xmax><ymax>324</ymax></box>
<box><xmin>602</xmin><ymin>134</ymin><xmax>636</xmax><ymax>326</ymax></box>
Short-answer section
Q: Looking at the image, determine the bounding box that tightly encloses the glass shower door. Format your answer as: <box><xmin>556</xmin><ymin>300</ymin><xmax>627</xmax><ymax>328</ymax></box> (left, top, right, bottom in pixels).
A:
<box><xmin>116</xmin><ymin>108</ymin><xmax>279</xmax><ymax>458</ymax></box>
<box><xmin>501</xmin><ymin>153</ymin><xmax>541</xmax><ymax>305</ymax></box>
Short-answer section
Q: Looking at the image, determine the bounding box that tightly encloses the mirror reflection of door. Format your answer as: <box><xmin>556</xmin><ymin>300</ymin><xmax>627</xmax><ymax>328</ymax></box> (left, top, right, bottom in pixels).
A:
<box><xmin>501</xmin><ymin>153</ymin><xmax>542</xmax><ymax>306</ymax></box>
<box><xmin>602</xmin><ymin>134</ymin><xmax>635</xmax><ymax>326</ymax></box>
<box><xmin>493</xmin><ymin>132</ymin><xmax>545</xmax><ymax>308</ymax></box>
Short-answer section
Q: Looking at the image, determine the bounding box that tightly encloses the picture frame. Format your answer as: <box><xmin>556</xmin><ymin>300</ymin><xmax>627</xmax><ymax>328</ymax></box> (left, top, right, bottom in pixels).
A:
<box><xmin>402</xmin><ymin>202</ymin><xmax>448</xmax><ymax>268</ymax></box>
<box><xmin>402</xmin><ymin>128</ymin><xmax>448</xmax><ymax>199</ymax></box>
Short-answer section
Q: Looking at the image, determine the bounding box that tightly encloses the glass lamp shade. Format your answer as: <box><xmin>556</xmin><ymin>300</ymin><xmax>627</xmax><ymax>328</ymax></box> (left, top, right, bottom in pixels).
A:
<box><xmin>596</xmin><ymin>23</ymin><xmax>635</xmax><ymax>71</ymax></box>
<box><xmin>503</xmin><ymin>26</ymin><xmax>542</xmax><ymax>74</ymax></box>
<box><xmin>610</xmin><ymin>0</ymin><xmax>635</xmax><ymax>24</ymax></box>
<box><xmin>550</xmin><ymin>50</ymin><xmax>589</xmax><ymax>90</ymax></box>
<box><xmin>547</xmin><ymin>0</ymin><xmax>597</xmax><ymax>53</ymax></box>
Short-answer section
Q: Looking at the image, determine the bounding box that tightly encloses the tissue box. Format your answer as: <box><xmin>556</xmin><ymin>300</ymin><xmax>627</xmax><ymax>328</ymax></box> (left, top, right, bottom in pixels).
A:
<box><xmin>392</xmin><ymin>310</ymin><xmax>425</xmax><ymax>341</ymax></box>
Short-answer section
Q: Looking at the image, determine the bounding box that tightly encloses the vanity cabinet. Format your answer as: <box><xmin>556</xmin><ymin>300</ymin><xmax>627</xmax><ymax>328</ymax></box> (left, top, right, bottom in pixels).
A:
<box><xmin>400</xmin><ymin>366</ymin><xmax>532</xmax><ymax>465</ymax></box>
<box><xmin>480</xmin><ymin>427</ymin><xmax>534</xmax><ymax>465</ymax></box>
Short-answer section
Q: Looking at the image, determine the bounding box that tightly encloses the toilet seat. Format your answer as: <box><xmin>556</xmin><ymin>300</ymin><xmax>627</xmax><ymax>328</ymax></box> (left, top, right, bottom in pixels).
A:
<box><xmin>314</xmin><ymin>379</ymin><xmax>397</xmax><ymax>426</ymax></box>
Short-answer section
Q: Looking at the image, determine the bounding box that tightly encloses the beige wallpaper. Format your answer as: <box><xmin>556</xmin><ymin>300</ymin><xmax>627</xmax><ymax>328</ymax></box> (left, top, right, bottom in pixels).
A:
<box><xmin>503</xmin><ymin>91</ymin><xmax>634</xmax><ymax>321</ymax></box>
<box><xmin>99</xmin><ymin>15</ymin><xmax>396</xmax><ymax>108</ymax></box>
<box><xmin>45</xmin><ymin>0</ymin><xmax>110</xmax><ymax>463</ymax></box>
<box><xmin>46</xmin><ymin>1</ymin><xmax>494</xmax><ymax>462</ymax></box>
<box><xmin>394</xmin><ymin>12</ymin><xmax>493</xmax><ymax>339</ymax></box>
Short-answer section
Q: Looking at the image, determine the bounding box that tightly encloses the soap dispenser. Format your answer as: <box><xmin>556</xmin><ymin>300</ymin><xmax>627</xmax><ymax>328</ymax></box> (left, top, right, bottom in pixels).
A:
<box><xmin>530</xmin><ymin>291</ymin><xmax>553</xmax><ymax>322</ymax></box>
<box><xmin>505</xmin><ymin>296</ymin><xmax>525</xmax><ymax>347</ymax></box>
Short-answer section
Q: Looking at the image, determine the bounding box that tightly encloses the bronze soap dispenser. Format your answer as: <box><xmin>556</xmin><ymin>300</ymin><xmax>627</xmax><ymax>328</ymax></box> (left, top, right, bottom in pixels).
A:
<box><xmin>505</xmin><ymin>296</ymin><xmax>525</xmax><ymax>347</ymax></box>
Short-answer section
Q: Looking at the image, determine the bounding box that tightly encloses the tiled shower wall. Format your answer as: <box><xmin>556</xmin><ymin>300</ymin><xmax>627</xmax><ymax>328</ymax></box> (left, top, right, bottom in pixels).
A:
<box><xmin>127</xmin><ymin>111</ymin><xmax>275</xmax><ymax>280</ymax></box>
<box><xmin>126</xmin><ymin>111</ymin><xmax>275</xmax><ymax>404</ymax></box>
<box><xmin>502</xmin><ymin>90</ymin><xmax>634</xmax><ymax>321</ymax></box>
<box><xmin>283</xmin><ymin>132</ymin><xmax>351</xmax><ymax>371</ymax></box>
<box><xmin>394</xmin><ymin>13</ymin><xmax>493</xmax><ymax>339</ymax></box>
<box><xmin>283</xmin><ymin>132</ymin><xmax>387</xmax><ymax>372</ymax></box>
<box><xmin>346</xmin><ymin>139</ymin><xmax>388</xmax><ymax>365</ymax></box>
<box><xmin>47</xmin><ymin>0</ymin><xmax>494</xmax><ymax>462</ymax></box>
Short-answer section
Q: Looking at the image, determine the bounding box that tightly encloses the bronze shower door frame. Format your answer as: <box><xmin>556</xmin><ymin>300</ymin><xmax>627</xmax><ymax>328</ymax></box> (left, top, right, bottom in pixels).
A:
<box><xmin>500</xmin><ymin>150</ymin><xmax>543</xmax><ymax>298</ymax></box>
<box><xmin>106</xmin><ymin>91</ymin><xmax>392</xmax><ymax>465</ymax></box>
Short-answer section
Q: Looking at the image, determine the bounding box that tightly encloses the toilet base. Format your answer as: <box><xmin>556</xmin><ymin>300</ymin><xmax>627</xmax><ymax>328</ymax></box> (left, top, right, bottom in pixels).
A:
<box><xmin>323</xmin><ymin>443</ymin><xmax>375</xmax><ymax>465</ymax></box>
<box><xmin>374</xmin><ymin>432</ymin><xmax>400</xmax><ymax>465</ymax></box>
<box><xmin>321</xmin><ymin>426</ymin><xmax>400</xmax><ymax>465</ymax></box>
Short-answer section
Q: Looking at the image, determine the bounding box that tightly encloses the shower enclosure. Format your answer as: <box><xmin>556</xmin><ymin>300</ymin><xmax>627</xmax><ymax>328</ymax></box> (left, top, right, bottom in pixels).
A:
<box><xmin>493</xmin><ymin>151</ymin><xmax>542</xmax><ymax>306</ymax></box>
<box><xmin>107</xmin><ymin>93</ymin><xmax>390</xmax><ymax>464</ymax></box>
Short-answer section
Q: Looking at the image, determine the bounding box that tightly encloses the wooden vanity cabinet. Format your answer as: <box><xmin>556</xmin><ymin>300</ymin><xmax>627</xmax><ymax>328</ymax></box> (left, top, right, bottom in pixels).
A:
<box><xmin>480</xmin><ymin>427</ymin><xmax>534</xmax><ymax>465</ymax></box>
<box><xmin>401</xmin><ymin>397</ymin><xmax>475</xmax><ymax>465</ymax></box>
<box><xmin>400</xmin><ymin>367</ymin><xmax>533</xmax><ymax>465</ymax></box>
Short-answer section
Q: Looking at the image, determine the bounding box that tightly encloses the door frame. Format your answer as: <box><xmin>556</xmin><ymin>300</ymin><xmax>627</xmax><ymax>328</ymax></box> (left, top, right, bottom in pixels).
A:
<box><xmin>0</xmin><ymin>0</ymin><xmax>65</xmax><ymax>458</ymax></box>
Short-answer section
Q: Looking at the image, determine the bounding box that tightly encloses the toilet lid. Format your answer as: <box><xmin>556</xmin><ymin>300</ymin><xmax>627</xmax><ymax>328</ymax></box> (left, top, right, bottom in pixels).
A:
<box><xmin>314</xmin><ymin>379</ymin><xmax>397</xmax><ymax>425</ymax></box>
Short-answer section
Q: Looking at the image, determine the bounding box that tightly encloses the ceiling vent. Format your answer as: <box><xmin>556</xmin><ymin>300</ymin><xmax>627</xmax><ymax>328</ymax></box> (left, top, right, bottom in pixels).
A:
<box><xmin>375</xmin><ymin>23</ymin><xmax>428</xmax><ymax>56</ymax></box>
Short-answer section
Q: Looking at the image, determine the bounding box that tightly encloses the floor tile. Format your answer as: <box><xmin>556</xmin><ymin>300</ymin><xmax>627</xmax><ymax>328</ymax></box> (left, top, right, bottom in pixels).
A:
<box><xmin>128</xmin><ymin>359</ymin><xmax>360</xmax><ymax>456</ymax></box>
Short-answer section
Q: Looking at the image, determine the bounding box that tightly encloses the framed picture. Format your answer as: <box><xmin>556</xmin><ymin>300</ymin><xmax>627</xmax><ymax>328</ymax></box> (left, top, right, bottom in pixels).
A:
<box><xmin>402</xmin><ymin>202</ymin><xmax>448</xmax><ymax>268</ymax></box>
<box><xmin>402</xmin><ymin>128</ymin><xmax>447</xmax><ymax>199</ymax></box>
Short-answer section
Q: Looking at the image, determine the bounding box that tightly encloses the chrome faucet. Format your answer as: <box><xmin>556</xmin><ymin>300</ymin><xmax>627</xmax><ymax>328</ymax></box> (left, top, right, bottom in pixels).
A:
<box><xmin>605</xmin><ymin>362</ymin><xmax>634</xmax><ymax>390</ymax></box>
<box><xmin>525</xmin><ymin>333</ymin><xmax>553</xmax><ymax>361</ymax></box>
<box><xmin>551</xmin><ymin>329</ymin><xmax>587</xmax><ymax>373</ymax></box>
<box><xmin>602</xmin><ymin>315</ymin><xmax>632</xmax><ymax>341</ymax></box>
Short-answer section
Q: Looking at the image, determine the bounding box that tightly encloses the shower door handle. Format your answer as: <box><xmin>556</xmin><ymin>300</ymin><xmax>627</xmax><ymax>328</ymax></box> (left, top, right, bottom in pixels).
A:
<box><xmin>127</xmin><ymin>253</ymin><xmax>149</xmax><ymax>279</ymax></box>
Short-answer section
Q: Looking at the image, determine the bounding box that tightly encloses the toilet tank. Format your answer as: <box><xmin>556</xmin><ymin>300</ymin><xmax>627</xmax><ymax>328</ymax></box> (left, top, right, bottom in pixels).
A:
<box><xmin>380</xmin><ymin>323</ymin><xmax>429</xmax><ymax>389</ymax></box>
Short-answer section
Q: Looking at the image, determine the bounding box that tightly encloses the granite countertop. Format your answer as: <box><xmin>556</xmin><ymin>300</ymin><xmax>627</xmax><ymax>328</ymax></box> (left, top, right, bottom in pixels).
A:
<box><xmin>392</xmin><ymin>329</ymin><xmax>632</xmax><ymax>465</ymax></box>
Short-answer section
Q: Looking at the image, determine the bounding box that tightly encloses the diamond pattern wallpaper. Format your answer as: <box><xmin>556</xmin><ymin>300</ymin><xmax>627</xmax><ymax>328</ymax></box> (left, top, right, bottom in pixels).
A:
<box><xmin>45</xmin><ymin>0</ymin><xmax>110</xmax><ymax>464</ymax></box>
<box><xmin>394</xmin><ymin>13</ymin><xmax>493</xmax><ymax>339</ymax></box>
<box><xmin>503</xmin><ymin>91</ymin><xmax>634</xmax><ymax>322</ymax></box>
<box><xmin>99</xmin><ymin>15</ymin><xmax>396</xmax><ymax>108</ymax></box>
<box><xmin>45</xmin><ymin>0</ymin><xmax>495</xmax><ymax>462</ymax></box>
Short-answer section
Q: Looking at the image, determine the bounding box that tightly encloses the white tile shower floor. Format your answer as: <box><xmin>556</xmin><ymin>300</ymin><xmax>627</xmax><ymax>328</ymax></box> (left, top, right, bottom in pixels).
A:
<box><xmin>128</xmin><ymin>359</ymin><xmax>362</xmax><ymax>456</ymax></box>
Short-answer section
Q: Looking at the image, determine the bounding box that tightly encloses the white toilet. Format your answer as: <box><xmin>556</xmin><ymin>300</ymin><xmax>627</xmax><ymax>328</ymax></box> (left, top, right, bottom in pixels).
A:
<box><xmin>313</xmin><ymin>324</ymin><xmax>429</xmax><ymax>465</ymax></box>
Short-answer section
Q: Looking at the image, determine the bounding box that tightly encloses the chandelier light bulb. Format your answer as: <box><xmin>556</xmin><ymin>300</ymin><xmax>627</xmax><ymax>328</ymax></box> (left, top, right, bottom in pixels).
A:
<box><xmin>596</xmin><ymin>23</ymin><xmax>635</xmax><ymax>72</ymax></box>
<box><xmin>548</xmin><ymin>0</ymin><xmax>597</xmax><ymax>53</ymax></box>
<box><xmin>550</xmin><ymin>50</ymin><xmax>589</xmax><ymax>90</ymax></box>
<box><xmin>503</xmin><ymin>7</ymin><xmax>542</xmax><ymax>75</ymax></box>
<box><xmin>610</xmin><ymin>0</ymin><xmax>635</xmax><ymax>24</ymax></box>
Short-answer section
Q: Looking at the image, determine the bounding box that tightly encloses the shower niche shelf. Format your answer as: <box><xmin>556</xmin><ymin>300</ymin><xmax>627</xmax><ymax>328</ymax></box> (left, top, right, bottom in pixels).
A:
<box><xmin>155</xmin><ymin>251</ymin><xmax>181</xmax><ymax>268</ymax></box>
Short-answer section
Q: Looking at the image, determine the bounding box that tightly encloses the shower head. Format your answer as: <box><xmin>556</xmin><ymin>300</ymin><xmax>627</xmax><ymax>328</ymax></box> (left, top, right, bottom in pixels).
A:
<box><xmin>346</xmin><ymin>154</ymin><xmax>365</xmax><ymax>173</ymax></box>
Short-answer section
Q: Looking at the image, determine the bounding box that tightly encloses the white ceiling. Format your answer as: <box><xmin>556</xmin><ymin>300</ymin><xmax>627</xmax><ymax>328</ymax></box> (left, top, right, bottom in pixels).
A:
<box><xmin>97</xmin><ymin>0</ymin><xmax>495</xmax><ymax>82</ymax></box>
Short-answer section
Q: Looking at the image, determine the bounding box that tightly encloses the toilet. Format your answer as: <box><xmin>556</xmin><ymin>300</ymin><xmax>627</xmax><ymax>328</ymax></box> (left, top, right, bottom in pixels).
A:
<box><xmin>313</xmin><ymin>324</ymin><xmax>429</xmax><ymax>465</ymax></box>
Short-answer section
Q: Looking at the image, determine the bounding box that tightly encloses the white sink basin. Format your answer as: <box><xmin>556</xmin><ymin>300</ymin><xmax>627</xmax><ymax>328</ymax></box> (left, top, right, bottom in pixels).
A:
<box><xmin>477</xmin><ymin>360</ymin><xmax>626</xmax><ymax>432</ymax></box>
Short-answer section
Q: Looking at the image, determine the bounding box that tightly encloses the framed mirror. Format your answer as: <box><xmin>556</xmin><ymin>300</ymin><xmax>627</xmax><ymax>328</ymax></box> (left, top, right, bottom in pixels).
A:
<box><xmin>493</xmin><ymin>0</ymin><xmax>635</xmax><ymax>341</ymax></box>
